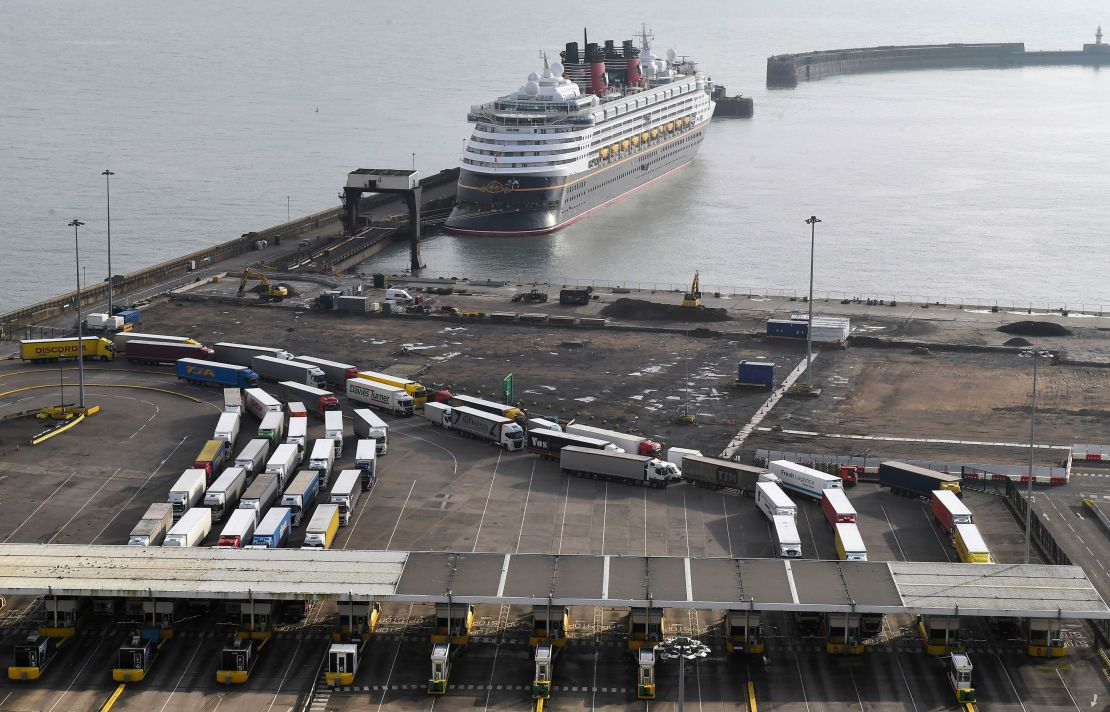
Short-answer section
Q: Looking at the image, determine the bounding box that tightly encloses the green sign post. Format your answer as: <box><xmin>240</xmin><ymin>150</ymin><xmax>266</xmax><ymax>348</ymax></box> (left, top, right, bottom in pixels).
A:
<box><xmin>502</xmin><ymin>373</ymin><xmax>513</xmax><ymax>404</ymax></box>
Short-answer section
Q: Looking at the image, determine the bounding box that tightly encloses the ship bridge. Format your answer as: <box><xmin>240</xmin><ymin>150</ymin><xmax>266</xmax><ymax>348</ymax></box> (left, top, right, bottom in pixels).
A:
<box><xmin>0</xmin><ymin>545</ymin><xmax>1105</xmax><ymax>620</ymax></box>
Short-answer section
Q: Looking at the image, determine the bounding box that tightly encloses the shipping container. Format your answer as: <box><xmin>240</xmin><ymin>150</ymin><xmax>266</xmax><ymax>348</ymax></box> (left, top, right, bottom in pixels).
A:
<box><xmin>233</xmin><ymin>439</ymin><xmax>270</xmax><ymax>479</ymax></box>
<box><xmin>770</xmin><ymin>460</ymin><xmax>843</xmax><ymax>500</ymax></box>
<box><xmin>20</xmin><ymin>336</ymin><xmax>115</xmax><ymax>362</ymax></box>
<box><xmin>931</xmin><ymin>490</ymin><xmax>973</xmax><ymax>534</ymax></box>
<box><xmin>116</xmin><ymin>309</ymin><xmax>142</xmax><ymax>325</ymax></box>
<box><xmin>354</xmin><ymin>440</ymin><xmax>377</xmax><ymax>491</ymax></box>
<box><xmin>213</xmin><ymin>342</ymin><xmax>293</xmax><ymax>367</ymax></box>
<box><xmin>330</xmin><ymin>470</ymin><xmax>363</xmax><ymax>525</ymax></box>
<box><xmin>755</xmin><ymin>481</ymin><xmax>797</xmax><ymax>520</ymax></box>
<box><xmin>766</xmin><ymin>319</ymin><xmax>809</xmax><ymax>340</ymax></box>
<box><xmin>302</xmin><ymin>504</ymin><xmax>340</xmax><ymax>549</ymax></box>
<box><xmin>821</xmin><ymin>489</ymin><xmax>857</xmax><ymax>526</ymax></box>
<box><xmin>954</xmin><ymin>523</ymin><xmax>993</xmax><ymax>563</ymax></box>
<box><xmin>163</xmin><ymin>508</ymin><xmax>212</xmax><ymax>547</ymax></box>
<box><xmin>216</xmin><ymin>509</ymin><xmax>257</xmax><ymax>548</ymax></box>
<box><xmin>834</xmin><ymin>523</ymin><xmax>867</xmax><ymax>561</ymax></box>
<box><xmin>295</xmin><ymin>356</ymin><xmax>359</xmax><ymax>388</ymax></box>
<box><xmin>737</xmin><ymin>360</ymin><xmax>775</xmax><ymax>389</ymax></box>
<box><xmin>278</xmin><ymin>381</ymin><xmax>339</xmax><ymax>417</ymax></box>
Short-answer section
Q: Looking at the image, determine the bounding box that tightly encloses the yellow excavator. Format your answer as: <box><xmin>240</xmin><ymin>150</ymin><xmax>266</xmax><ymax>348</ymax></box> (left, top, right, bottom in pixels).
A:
<box><xmin>237</xmin><ymin>269</ymin><xmax>288</xmax><ymax>302</ymax></box>
<box><xmin>681</xmin><ymin>271</ymin><xmax>702</xmax><ymax>308</ymax></box>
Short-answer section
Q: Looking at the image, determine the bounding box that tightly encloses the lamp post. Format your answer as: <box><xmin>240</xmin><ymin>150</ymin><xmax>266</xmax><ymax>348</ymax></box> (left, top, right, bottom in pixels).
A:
<box><xmin>69</xmin><ymin>219</ymin><xmax>86</xmax><ymax>410</ymax></box>
<box><xmin>804</xmin><ymin>215</ymin><xmax>822</xmax><ymax>390</ymax></box>
<box><xmin>102</xmin><ymin>169</ymin><xmax>114</xmax><ymax>315</ymax></box>
<box><xmin>1024</xmin><ymin>346</ymin><xmax>1039</xmax><ymax>564</ymax></box>
<box><xmin>657</xmin><ymin>636</ymin><xmax>710</xmax><ymax>712</ymax></box>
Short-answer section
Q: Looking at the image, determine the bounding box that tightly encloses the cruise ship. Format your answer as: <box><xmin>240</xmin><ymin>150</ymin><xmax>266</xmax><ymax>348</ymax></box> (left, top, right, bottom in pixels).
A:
<box><xmin>444</xmin><ymin>30</ymin><xmax>715</xmax><ymax>236</ymax></box>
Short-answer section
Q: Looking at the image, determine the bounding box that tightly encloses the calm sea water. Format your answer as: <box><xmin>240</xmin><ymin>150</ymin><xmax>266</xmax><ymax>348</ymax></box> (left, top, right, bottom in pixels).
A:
<box><xmin>2</xmin><ymin>0</ymin><xmax>1108</xmax><ymax>311</ymax></box>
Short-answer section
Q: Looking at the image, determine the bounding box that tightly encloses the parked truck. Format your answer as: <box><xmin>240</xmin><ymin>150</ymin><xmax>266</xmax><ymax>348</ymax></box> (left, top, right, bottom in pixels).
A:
<box><xmin>422</xmin><ymin>402</ymin><xmax>452</xmax><ymax>428</ymax></box>
<box><xmin>355</xmin><ymin>440</ymin><xmax>377</xmax><ymax>491</ymax></box>
<box><xmin>20</xmin><ymin>336</ymin><xmax>114</xmax><ymax>362</ymax></box>
<box><xmin>204</xmin><ymin>466</ymin><xmax>248</xmax><ymax>522</ymax></box>
<box><xmin>821</xmin><ymin>489</ymin><xmax>857</xmax><ymax>526</ymax></box>
<box><xmin>216</xmin><ymin>509</ymin><xmax>257</xmax><ymax>549</ymax></box>
<box><xmin>324</xmin><ymin>410</ymin><xmax>345</xmax><ymax>457</ymax></box>
<box><xmin>931</xmin><ymin>490</ymin><xmax>973</xmax><ymax>534</ymax></box>
<box><xmin>163</xmin><ymin>508</ymin><xmax>212</xmax><ymax>547</ymax></box>
<box><xmin>243</xmin><ymin>388</ymin><xmax>282</xmax><ymax>420</ymax></box>
<box><xmin>223</xmin><ymin>388</ymin><xmax>243</xmax><ymax>414</ymax></box>
<box><xmin>565</xmin><ymin>423</ymin><xmax>661</xmax><ymax>457</ymax></box>
<box><xmin>282</xmin><ymin>470</ymin><xmax>321</xmax><ymax>526</ymax></box>
<box><xmin>125</xmin><ymin>340</ymin><xmax>213</xmax><ymax>365</ymax></box>
<box><xmin>233</xmin><ymin>439</ymin><xmax>270</xmax><ymax>479</ymax></box>
<box><xmin>278</xmin><ymin>381</ymin><xmax>339</xmax><ymax>417</ymax></box>
<box><xmin>168</xmin><ymin>469</ymin><xmax>207</xmax><ymax>519</ymax></box>
<box><xmin>193</xmin><ymin>439</ymin><xmax>231</xmax><ymax>485</ymax></box>
<box><xmin>286</xmin><ymin>401</ymin><xmax>308</xmax><ymax>420</ymax></box>
<box><xmin>247</xmin><ymin>507</ymin><xmax>292</xmax><ymax>549</ymax></box>
<box><xmin>307</xmin><ymin>439</ymin><xmax>336</xmax><ymax>490</ymax></box>
<box><xmin>771</xmin><ymin>515</ymin><xmax>802</xmax><ymax>558</ymax></box>
<box><xmin>239</xmin><ymin>473</ymin><xmax>280</xmax><ymax>517</ymax></box>
<box><xmin>213</xmin><ymin>342</ymin><xmax>293</xmax><ymax>367</ymax></box>
<box><xmin>769</xmin><ymin>460</ymin><xmax>844</xmax><ymax>500</ymax></box>
<box><xmin>352</xmin><ymin>409</ymin><xmax>388</xmax><ymax>454</ymax></box>
<box><xmin>445</xmin><ymin>406</ymin><xmax>525</xmax><ymax>451</ymax></box>
<box><xmin>680</xmin><ymin>455</ymin><xmax>776</xmax><ymax>493</ymax></box>
<box><xmin>526</xmin><ymin>428</ymin><xmax>623</xmax><ymax>460</ymax></box>
<box><xmin>295</xmin><ymin>356</ymin><xmax>358</xmax><ymax>389</ymax></box>
<box><xmin>176</xmin><ymin>359</ymin><xmax>259</xmax><ymax>389</ymax></box>
<box><xmin>755</xmin><ymin>481</ymin><xmax>797</xmax><ymax>520</ymax></box>
<box><xmin>954</xmin><ymin>523</ymin><xmax>993</xmax><ymax>563</ymax></box>
<box><xmin>834</xmin><ymin>523</ymin><xmax>868</xmax><ymax>561</ymax></box>
<box><xmin>257</xmin><ymin>412</ymin><xmax>285</xmax><ymax>447</ymax></box>
<box><xmin>252</xmin><ymin>356</ymin><xmax>326</xmax><ymax>389</ymax></box>
<box><xmin>213</xmin><ymin>412</ymin><xmax>241</xmax><ymax>448</ymax></box>
<box><xmin>128</xmin><ymin>503</ymin><xmax>174</xmax><ymax>546</ymax></box>
<box><xmin>355</xmin><ymin>369</ymin><xmax>428</xmax><ymax>408</ymax></box>
<box><xmin>346</xmin><ymin>377</ymin><xmax>414</xmax><ymax>416</ymax></box>
<box><xmin>558</xmin><ymin>446</ymin><xmax>681</xmax><ymax>487</ymax></box>
<box><xmin>112</xmin><ymin>332</ymin><xmax>198</xmax><ymax>353</ymax></box>
<box><xmin>330</xmin><ymin>470</ymin><xmax>363</xmax><ymax>525</ymax></box>
<box><xmin>285</xmin><ymin>417</ymin><xmax>307</xmax><ymax>456</ymax></box>
<box><xmin>264</xmin><ymin>443</ymin><xmax>301</xmax><ymax>488</ymax></box>
<box><xmin>879</xmin><ymin>461</ymin><xmax>962</xmax><ymax>499</ymax></box>
<box><xmin>302</xmin><ymin>504</ymin><xmax>340</xmax><ymax>549</ymax></box>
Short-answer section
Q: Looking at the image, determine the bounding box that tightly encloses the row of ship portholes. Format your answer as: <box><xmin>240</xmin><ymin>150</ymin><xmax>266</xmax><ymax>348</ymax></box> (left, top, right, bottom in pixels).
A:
<box><xmin>596</xmin><ymin>115</ymin><xmax>693</xmax><ymax>163</ymax></box>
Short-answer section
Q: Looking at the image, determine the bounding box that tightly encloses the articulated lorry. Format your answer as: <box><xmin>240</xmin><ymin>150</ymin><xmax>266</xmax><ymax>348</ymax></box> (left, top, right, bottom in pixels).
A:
<box><xmin>223</xmin><ymin>388</ymin><xmax>243</xmax><ymax>414</ymax></box>
<box><xmin>680</xmin><ymin>455</ymin><xmax>776</xmax><ymax>493</ymax></box>
<box><xmin>278</xmin><ymin>381</ymin><xmax>339</xmax><ymax>417</ymax></box>
<box><xmin>243</xmin><ymin>388</ymin><xmax>282</xmax><ymax>420</ymax></box>
<box><xmin>445</xmin><ymin>406</ymin><xmax>524</xmax><ymax>451</ymax></box>
<box><xmin>526</xmin><ymin>428</ymin><xmax>622</xmax><ymax>460</ymax></box>
<box><xmin>124</xmin><ymin>340</ymin><xmax>213</xmax><ymax>365</ymax></box>
<box><xmin>330</xmin><ymin>470</ymin><xmax>363</xmax><ymax>525</ymax></box>
<box><xmin>176</xmin><ymin>359</ymin><xmax>259</xmax><ymax>388</ymax></box>
<box><xmin>879</xmin><ymin>461</ymin><xmax>962</xmax><ymax>499</ymax></box>
<box><xmin>128</xmin><ymin>503</ymin><xmax>174</xmax><ymax>546</ymax></box>
<box><xmin>248</xmin><ymin>507</ymin><xmax>292</xmax><ymax>549</ymax></box>
<box><xmin>422</xmin><ymin>402</ymin><xmax>452</xmax><ymax>427</ymax></box>
<box><xmin>821</xmin><ymin>489</ymin><xmax>857</xmax><ymax>526</ymax></box>
<box><xmin>769</xmin><ymin>460</ymin><xmax>844</xmax><ymax>500</ymax></box>
<box><xmin>239</xmin><ymin>473</ymin><xmax>280</xmax><ymax>517</ymax></box>
<box><xmin>346</xmin><ymin>377</ymin><xmax>414</xmax><ymax>416</ymax></box>
<box><xmin>20</xmin><ymin>336</ymin><xmax>114</xmax><ymax>362</ymax></box>
<box><xmin>356</xmin><ymin>369</ymin><xmax>428</xmax><ymax>408</ymax></box>
<box><xmin>325</xmin><ymin>410</ymin><xmax>345</xmax><ymax>457</ymax></box>
<box><xmin>353</xmin><ymin>409</ymin><xmax>388</xmax><ymax>454</ymax></box>
<box><xmin>257</xmin><ymin>412</ymin><xmax>285</xmax><ymax>447</ymax></box>
<box><xmin>307</xmin><ymin>439</ymin><xmax>336</xmax><ymax>490</ymax></box>
<box><xmin>213</xmin><ymin>412</ymin><xmax>240</xmax><ymax>448</ymax></box>
<box><xmin>163</xmin><ymin>508</ymin><xmax>212</xmax><ymax>547</ymax></box>
<box><xmin>355</xmin><ymin>440</ymin><xmax>377</xmax><ymax>490</ymax></box>
<box><xmin>834</xmin><ymin>523</ymin><xmax>867</xmax><ymax>561</ymax></box>
<box><xmin>755</xmin><ymin>481</ymin><xmax>797</xmax><ymax>520</ymax></box>
<box><xmin>770</xmin><ymin>514</ymin><xmax>802</xmax><ymax>558</ymax></box>
<box><xmin>204</xmin><ymin>466</ymin><xmax>248</xmax><ymax>522</ymax></box>
<box><xmin>193</xmin><ymin>438</ymin><xmax>231</xmax><ymax>485</ymax></box>
<box><xmin>296</xmin><ymin>356</ymin><xmax>358</xmax><ymax>388</ymax></box>
<box><xmin>216</xmin><ymin>509</ymin><xmax>257</xmax><ymax>549</ymax></box>
<box><xmin>168</xmin><ymin>469</ymin><xmax>207</xmax><ymax>520</ymax></box>
<box><xmin>302</xmin><ymin>504</ymin><xmax>340</xmax><ymax>549</ymax></box>
<box><xmin>281</xmin><ymin>470</ymin><xmax>321</xmax><ymax>527</ymax></box>
<box><xmin>264</xmin><ymin>443</ymin><xmax>301</xmax><ymax>488</ymax></box>
<box><xmin>565</xmin><ymin>423</ymin><xmax>661</xmax><ymax>457</ymax></box>
<box><xmin>251</xmin><ymin>356</ymin><xmax>326</xmax><ymax>389</ymax></box>
<box><xmin>932</xmin><ymin>490</ymin><xmax>973</xmax><ymax>534</ymax></box>
<box><xmin>112</xmin><ymin>332</ymin><xmax>198</xmax><ymax>352</ymax></box>
<box><xmin>233</xmin><ymin>439</ymin><xmax>270</xmax><ymax>479</ymax></box>
<box><xmin>213</xmin><ymin>342</ymin><xmax>293</xmax><ymax>367</ymax></box>
<box><xmin>558</xmin><ymin>446</ymin><xmax>681</xmax><ymax>487</ymax></box>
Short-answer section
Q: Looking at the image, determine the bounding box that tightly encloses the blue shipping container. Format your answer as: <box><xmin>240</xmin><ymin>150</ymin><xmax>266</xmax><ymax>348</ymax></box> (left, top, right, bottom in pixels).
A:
<box><xmin>117</xmin><ymin>309</ymin><xmax>142</xmax><ymax>324</ymax></box>
<box><xmin>767</xmin><ymin>319</ymin><xmax>809</xmax><ymax>339</ymax></box>
<box><xmin>738</xmin><ymin>361</ymin><xmax>775</xmax><ymax>388</ymax></box>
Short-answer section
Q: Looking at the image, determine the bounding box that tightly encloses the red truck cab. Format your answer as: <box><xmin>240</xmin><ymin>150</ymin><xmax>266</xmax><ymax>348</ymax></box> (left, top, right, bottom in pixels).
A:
<box><xmin>837</xmin><ymin>465</ymin><xmax>862</xmax><ymax>486</ymax></box>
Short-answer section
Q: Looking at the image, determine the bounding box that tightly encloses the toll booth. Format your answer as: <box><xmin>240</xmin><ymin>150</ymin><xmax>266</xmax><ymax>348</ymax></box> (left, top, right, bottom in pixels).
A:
<box><xmin>427</xmin><ymin>642</ymin><xmax>451</xmax><ymax>695</ymax></box>
<box><xmin>216</xmin><ymin>637</ymin><xmax>258</xmax><ymax>684</ymax></box>
<box><xmin>823</xmin><ymin>613</ymin><xmax>864</xmax><ymax>655</ymax></box>
<box><xmin>532</xmin><ymin>644</ymin><xmax>553</xmax><ymax>700</ymax></box>
<box><xmin>92</xmin><ymin>597</ymin><xmax>119</xmax><ymax>617</ymax></box>
<box><xmin>326</xmin><ymin>642</ymin><xmax>361</xmax><ymax>687</ymax></box>
<box><xmin>725</xmin><ymin>610</ymin><xmax>764</xmax><ymax>654</ymax></box>
<box><xmin>40</xmin><ymin>597</ymin><xmax>86</xmax><ymax>638</ymax></box>
<box><xmin>636</xmin><ymin>648</ymin><xmax>657</xmax><ymax>700</ymax></box>
<box><xmin>917</xmin><ymin>614</ymin><xmax>964</xmax><ymax>655</ymax></box>
<box><xmin>530</xmin><ymin>605</ymin><xmax>569</xmax><ymax>647</ymax></box>
<box><xmin>1024</xmin><ymin>618</ymin><xmax>1067</xmax><ymax>657</ymax></box>
<box><xmin>8</xmin><ymin>634</ymin><xmax>57</xmax><ymax>681</ymax></box>
<box><xmin>628</xmin><ymin>607</ymin><xmax>665</xmax><ymax>650</ymax></box>
<box><xmin>142</xmin><ymin>600</ymin><xmax>177</xmax><ymax>639</ymax></box>
<box><xmin>946</xmin><ymin>653</ymin><xmax>976</xmax><ymax>702</ymax></box>
<box><xmin>793</xmin><ymin>611</ymin><xmax>822</xmax><ymax>636</ymax></box>
<box><xmin>432</xmin><ymin>602</ymin><xmax>473</xmax><ymax>645</ymax></box>
<box><xmin>335</xmin><ymin>601</ymin><xmax>380</xmax><ymax>641</ymax></box>
<box><xmin>240</xmin><ymin>600</ymin><xmax>276</xmax><ymax>640</ymax></box>
<box><xmin>860</xmin><ymin>613</ymin><xmax>884</xmax><ymax>638</ymax></box>
<box><xmin>113</xmin><ymin>633</ymin><xmax>158</xmax><ymax>682</ymax></box>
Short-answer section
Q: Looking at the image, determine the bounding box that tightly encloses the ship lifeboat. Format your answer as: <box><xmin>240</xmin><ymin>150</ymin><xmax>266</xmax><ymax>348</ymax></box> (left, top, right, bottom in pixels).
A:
<box><xmin>682</xmin><ymin>116</ymin><xmax>690</xmax><ymax>127</ymax></box>
<box><xmin>650</xmin><ymin>128</ymin><xmax>660</xmax><ymax>139</ymax></box>
<box><xmin>621</xmin><ymin>139</ymin><xmax>630</xmax><ymax>152</ymax></box>
<box><xmin>611</xmin><ymin>142</ymin><xmax>620</xmax><ymax>154</ymax></box>
<box><xmin>599</xmin><ymin>147</ymin><xmax>609</xmax><ymax>160</ymax></box>
<box><xmin>666</xmin><ymin>121</ymin><xmax>675</xmax><ymax>132</ymax></box>
<box><xmin>630</xmin><ymin>134</ymin><xmax>640</xmax><ymax>147</ymax></box>
<box><xmin>641</xmin><ymin>131</ymin><xmax>650</xmax><ymax>143</ymax></box>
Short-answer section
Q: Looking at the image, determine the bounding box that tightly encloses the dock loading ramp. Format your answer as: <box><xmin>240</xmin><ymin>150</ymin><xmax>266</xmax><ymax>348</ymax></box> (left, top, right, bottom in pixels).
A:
<box><xmin>0</xmin><ymin>545</ymin><xmax>1105</xmax><ymax>620</ymax></box>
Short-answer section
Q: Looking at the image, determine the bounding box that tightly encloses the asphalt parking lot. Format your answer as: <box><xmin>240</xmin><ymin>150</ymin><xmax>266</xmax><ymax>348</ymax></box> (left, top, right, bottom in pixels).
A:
<box><xmin>0</xmin><ymin>359</ymin><xmax>1107</xmax><ymax>711</ymax></box>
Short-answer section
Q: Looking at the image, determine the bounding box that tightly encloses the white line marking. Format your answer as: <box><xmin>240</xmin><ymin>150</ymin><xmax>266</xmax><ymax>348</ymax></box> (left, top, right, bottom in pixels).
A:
<box><xmin>893</xmin><ymin>650</ymin><xmax>919</xmax><ymax>712</ymax></box>
<box><xmin>158</xmin><ymin>637</ymin><xmax>206</xmax><ymax>712</ymax></box>
<box><xmin>722</xmin><ymin>496</ymin><xmax>734</xmax><ymax>558</ymax></box>
<box><xmin>847</xmin><ymin>665</ymin><xmax>865</xmax><ymax>710</ymax></box>
<box><xmin>792</xmin><ymin>651</ymin><xmax>811</xmax><ymax>712</ymax></box>
<box><xmin>266</xmin><ymin>637</ymin><xmax>304</xmax><ymax>712</ymax></box>
<box><xmin>376</xmin><ymin>604</ymin><xmax>414</xmax><ymax>712</ymax></box>
<box><xmin>602</xmin><ymin>556</ymin><xmax>609</xmax><ymax>600</ymax></box>
<box><xmin>1056</xmin><ymin>668</ymin><xmax>1081</xmax><ymax>711</ymax></box>
<box><xmin>47</xmin><ymin>467</ymin><xmax>122</xmax><ymax>544</ymax></box>
<box><xmin>995</xmin><ymin>652</ymin><xmax>1029</xmax><ymax>712</ymax></box>
<box><xmin>924</xmin><ymin>508</ymin><xmax>954</xmax><ymax>562</ymax></box>
<box><xmin>385</xmin><ymin>480</ymin><xmax>416</xmax><ymax>550</ymax></box>
<box><xmin>515</xmin><ymin>460</ymin><xmax>535</xmax><ymax>553</ymax></box>
<box><xmin>643</xmin><ymin>487</ymin><xmax>648</xmax><ymax>557</ymax></box>
<box><xmin>881</xmin><ymin>505</ymin><xmax>908</xmax><ymax>561</ymax></box>
<box><xmin>4</xmin><ymin>471</ymin><xmax>78</xmax><ymax>543</ymax></box>
<box><xmin>472</xmin><ymin>450</ymin><xmax>502</xmax><ymax>552</ymax></box>
<box><xmin>557</xmin><ymin>476</ymin><xmax>571</xmax><ymax>555</ymax></box>
<box><xmin>91</xmin><ymin>435</ymin><xmax>189</xmax><ymax>543</ymax></box>
<box><xmin>783</xmin><ymin>560</ymin><xmax>800</xmax><ymax>604</ymax></box>
<box><xmin>496</xmin><ymin>554</ymin><xmax>510</xmax><ymax>598</ymax></box>
<box><xmin>45</xmin><ymin>637</ymin><xmax>105</xmax><ymax>712</ymax></box>
<box><xmin>682</xmin><ymin>491</ymin><xmax>691</xmax><ymax>558</ymax></box>
<box><xmin>600</xmin><ymin>482</ymin><xmax>607</xmax><ymax>554</ymax></box>
<box><xmin>684</xmin><ymin>558</ymin><xmax>693</xmax><ymax>602</ymax></box>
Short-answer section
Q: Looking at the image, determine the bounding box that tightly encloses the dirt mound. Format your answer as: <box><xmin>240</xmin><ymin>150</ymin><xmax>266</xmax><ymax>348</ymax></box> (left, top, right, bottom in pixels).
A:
<box><xmin>600</xmin><ymin>298</ymin><xmax>729</xmax><ymax>322</ymax></box>
<box><xmin>1003</xmin><ymin>337</ymin><xmax>1033</xmax><ymax>347</ymax></box>
<box><xmin>997</xmin><ymin>321</ymin><xmax>1070</xmax><ymax>337</ymax></box>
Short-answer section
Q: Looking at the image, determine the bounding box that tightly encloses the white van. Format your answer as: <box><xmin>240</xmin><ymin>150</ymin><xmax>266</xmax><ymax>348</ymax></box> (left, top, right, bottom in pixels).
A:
<box><xmin>384</xmin><ymin>288</ymin><xmax>413</xmax><ymax>305</ymax></box>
